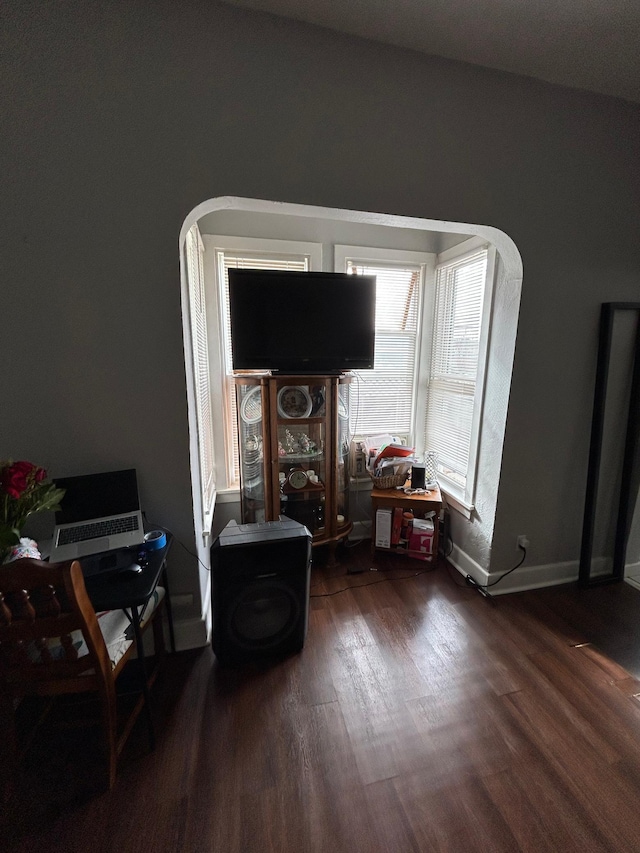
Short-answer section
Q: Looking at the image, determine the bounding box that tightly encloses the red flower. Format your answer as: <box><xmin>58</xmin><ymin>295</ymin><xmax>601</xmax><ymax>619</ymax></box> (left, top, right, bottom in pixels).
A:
<box><xmin>1</xmin><ymin>461</ymin><xmax>37</xmax><ymax>500</ymax></box>
<box><xmin>1</xmin><ymin>460</ymin><xmax>64</xmax><ymax>562</ymax></box>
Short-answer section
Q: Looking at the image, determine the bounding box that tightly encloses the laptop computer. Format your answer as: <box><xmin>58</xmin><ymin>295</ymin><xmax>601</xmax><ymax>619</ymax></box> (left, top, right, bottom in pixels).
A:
<box><xmin>49</xmin><ymin>469</ymin><xmax>145</xmax><ymax>562</ymax></box>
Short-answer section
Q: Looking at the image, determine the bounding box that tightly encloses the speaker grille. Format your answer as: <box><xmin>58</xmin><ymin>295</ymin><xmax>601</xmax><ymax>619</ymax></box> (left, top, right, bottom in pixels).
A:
<box><xmin>227</xmin><ymin>579</ymin><xmax>301</xmax><ymax>650</ymax></box>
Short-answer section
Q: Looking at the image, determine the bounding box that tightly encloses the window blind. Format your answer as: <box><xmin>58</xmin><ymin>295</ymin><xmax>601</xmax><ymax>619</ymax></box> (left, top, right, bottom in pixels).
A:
<box><xmin>346</xmin><ymin>261</ymin><xmax>421</xmax><ymax>436</ymax></box>
<box><xmin>218</xmin><ymin>252</ymin><xmax>310</xmax><ymax>485</ymax></box>
<box><xmin>185</xmin><ymin>224</ymin><xmax>216</xmax><ymax>526</ymax></box>
<box><xmin>424</xmin><ymin>249</ymin><xmax>488</xmax><ymax>489</ymax></box>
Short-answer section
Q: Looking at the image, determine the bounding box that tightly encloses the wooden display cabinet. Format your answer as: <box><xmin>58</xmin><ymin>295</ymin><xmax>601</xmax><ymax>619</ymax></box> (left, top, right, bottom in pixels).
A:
<box><xmin>235</xmin><ymin>374</ymin><xmax>353</xmax><ymax>560</ymax></box>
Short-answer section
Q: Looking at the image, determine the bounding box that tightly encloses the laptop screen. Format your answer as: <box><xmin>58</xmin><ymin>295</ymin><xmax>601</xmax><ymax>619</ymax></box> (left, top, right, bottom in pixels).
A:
<box><xmin>53</xmin><ymin>469</ymin><xmax>140</xmax><ymax>524</ymax></box>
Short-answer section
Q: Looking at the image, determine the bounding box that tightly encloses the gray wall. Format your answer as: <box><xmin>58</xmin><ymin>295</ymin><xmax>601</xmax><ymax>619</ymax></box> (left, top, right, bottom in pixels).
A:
<box><xmin>2</xmin><ymin>0</ymin><xmax>640</xmax><ymax>621</ymax></box>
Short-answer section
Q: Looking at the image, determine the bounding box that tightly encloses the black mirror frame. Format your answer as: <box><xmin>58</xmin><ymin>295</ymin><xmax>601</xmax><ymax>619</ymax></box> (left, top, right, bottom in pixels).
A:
<box><xmin>579</xmin><ymin>302</ymin><xmax>640</xmax><ymax>587</ymax></box>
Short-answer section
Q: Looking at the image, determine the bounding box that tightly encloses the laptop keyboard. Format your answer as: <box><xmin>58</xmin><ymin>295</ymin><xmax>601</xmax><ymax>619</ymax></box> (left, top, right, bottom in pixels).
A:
<box><xmin>57</xmin><ymin>515</ymin><xmax>139</xmax><ymax>545</ymax></box>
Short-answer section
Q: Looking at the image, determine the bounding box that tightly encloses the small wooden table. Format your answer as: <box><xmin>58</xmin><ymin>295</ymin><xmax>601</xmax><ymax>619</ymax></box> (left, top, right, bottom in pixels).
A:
<box><xmin>370</xmin><ymin>484</ymin><xmax>442</xmax><ymax>558</ymax></box>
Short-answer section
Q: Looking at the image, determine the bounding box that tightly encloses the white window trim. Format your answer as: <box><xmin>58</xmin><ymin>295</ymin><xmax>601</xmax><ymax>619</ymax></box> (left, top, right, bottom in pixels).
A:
<box><xmin>428</xmin><ymin>236</ymin><xmax>497</xmax><ymax>516</ymax></box>
<box><xmin>203</xmin><ymin>235</ymin><xmax>323</xmax><ymax>493</ymax></box>
<box><xmin>184</xmin><ymin>224</ymin><xmax>217</xmax><ymax>537</ymax></box>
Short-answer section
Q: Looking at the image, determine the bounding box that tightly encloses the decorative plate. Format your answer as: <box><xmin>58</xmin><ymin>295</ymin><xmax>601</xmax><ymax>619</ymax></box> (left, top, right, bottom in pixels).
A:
<box><xmin>240</xmin><ymin>387</ymin><xmax>262</xmax><ymax>424</ymax></box>
<box><xmin>277</xmin><ymin>386</ymin><xmax>312</xmax><ymax>419</ymax></box>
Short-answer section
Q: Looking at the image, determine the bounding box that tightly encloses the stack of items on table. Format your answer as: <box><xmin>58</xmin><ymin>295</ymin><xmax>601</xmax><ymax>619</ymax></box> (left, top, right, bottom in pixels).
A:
<box><xmin>361</xmin><ymin>433</ymin><xmax>418</xmax><ymax>482</ymax></box>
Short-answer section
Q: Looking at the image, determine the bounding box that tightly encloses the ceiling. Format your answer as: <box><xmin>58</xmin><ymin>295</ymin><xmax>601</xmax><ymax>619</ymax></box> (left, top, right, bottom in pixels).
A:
<box><xmin>222</xmin><ymin>0</ymin><xmax>640</xmax><ymax>103</ymax></box>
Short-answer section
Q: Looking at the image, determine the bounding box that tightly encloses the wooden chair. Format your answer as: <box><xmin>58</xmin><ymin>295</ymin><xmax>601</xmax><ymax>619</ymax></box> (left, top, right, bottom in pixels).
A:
<box><xmin>0</xmin><ymin>558</ymin><xmax>165</xmax><ymax>791</ymax></box>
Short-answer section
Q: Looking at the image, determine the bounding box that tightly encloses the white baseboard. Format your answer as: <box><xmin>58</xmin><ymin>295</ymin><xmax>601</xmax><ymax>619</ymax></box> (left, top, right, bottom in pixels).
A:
<box><xmin>170</xmin><ymin>574</ymin><xmax>212</xmax><ymax>651</ymax></box>
<box><xmin>447</xmin><ymin>544</ymin><xmax>635</xmax><ymax>596</ymax></box>
<box><xmin>172</xmin><ymin>615</ymin><xmax>210</xmax><ymax>650</ymax></box>
<box><xmin>346</xmin><ymin>533</ymin><xmax>582</xmax><ymax>595</ymax></box>
<box><xmin>624</xmin><ymin>560</ymin><xmax>640</xmax><ymax>590</ymax></box>
<box><xmin>446</xmin><ymin>541</ymin><xmax>577</xmax><ymax>596</ymax></box>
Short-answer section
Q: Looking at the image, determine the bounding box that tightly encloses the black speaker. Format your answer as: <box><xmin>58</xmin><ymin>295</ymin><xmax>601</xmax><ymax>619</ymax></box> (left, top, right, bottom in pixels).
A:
<box><xmin>210</xmin><ymin>518</ymin><xmax>312</xmax><ymax>665</ymax></box>
<box><xmin>410</xmin><ymin>465</ymin><xmax>426</xmax><ymax>490</ymax></box>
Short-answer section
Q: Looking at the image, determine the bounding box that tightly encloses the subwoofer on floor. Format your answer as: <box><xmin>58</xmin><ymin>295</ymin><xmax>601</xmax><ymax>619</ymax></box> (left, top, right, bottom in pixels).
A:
<box><xmin>210</xmin><ymin>518</ymin><xmax>312</xmax><ymax>665</ymax></box>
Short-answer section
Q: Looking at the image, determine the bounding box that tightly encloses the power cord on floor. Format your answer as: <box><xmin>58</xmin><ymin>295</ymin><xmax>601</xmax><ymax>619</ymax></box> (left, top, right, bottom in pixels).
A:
<box><xmin>464</xmin><ymin>545</ymin><xmax>527</xmax><ymax>599</ymax></box>
<box><xmin>310</xmin><ymin>563</ymin><xmax>438</xmax><ymax>598</ymax></box>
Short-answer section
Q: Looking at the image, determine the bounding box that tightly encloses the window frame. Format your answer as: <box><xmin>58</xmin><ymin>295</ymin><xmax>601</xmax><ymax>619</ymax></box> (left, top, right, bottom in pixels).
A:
<box><xmin>184</xmin><ymin>223</ymin><xmax>217</xmax><ymax>533</ymax></box>
<box><xmin>426</xmin><ymin>237</ymin><xmax>497</xmax><ymax>516</ymax></box>
<box><xmin>203</xmin><ymin>235</ymin><xmax>323</xmax><ymax>493</ymax></box>
<box><xmin>334</xmin><ymin>245</ymin><xmax>436</xmax><ymax>445</ymax></box>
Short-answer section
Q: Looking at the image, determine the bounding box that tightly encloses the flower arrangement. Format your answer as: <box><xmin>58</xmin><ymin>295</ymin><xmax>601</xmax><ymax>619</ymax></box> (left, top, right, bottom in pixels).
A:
<box><xmin>0</xmin><ymin>460</ymin><xmax>65</xmax><ymax>562</ymax></box>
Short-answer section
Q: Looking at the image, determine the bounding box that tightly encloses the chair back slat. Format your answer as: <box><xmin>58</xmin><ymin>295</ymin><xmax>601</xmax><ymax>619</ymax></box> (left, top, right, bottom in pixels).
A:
<box><xmin>35</xmin><ymin>584</ymin><xmax>62</xmax><ymax>619</ymax></box>
<box><xmin>10</xmin><ymin>589</ymin><xmax>36</xmax><ymax>623</ymax></box>
<box><xmin>0</xmin><ymin>559</ymin><xmax>113</xmax><ymax>694</ymax></box>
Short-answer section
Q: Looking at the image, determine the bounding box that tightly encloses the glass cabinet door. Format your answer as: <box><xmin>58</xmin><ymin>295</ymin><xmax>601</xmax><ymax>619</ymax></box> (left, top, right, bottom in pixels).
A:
<box><xmin>336</xmin><ymin>378</ymin><xmax>351</xmax><ymax>533</ymax></box>
<box><xmin>274</xmin><ymin>379</ymin><xmax>328</xmax><ymax>537</ymax></box>
<box><xmin>235</xmin><ymin>378</ymin><xmax>268</xmax><ymax>524</ymax></box>
<box><xmin>235</xmin><ymin>373</ymin><xmax>353</xmax><ymax>555</ymax></box>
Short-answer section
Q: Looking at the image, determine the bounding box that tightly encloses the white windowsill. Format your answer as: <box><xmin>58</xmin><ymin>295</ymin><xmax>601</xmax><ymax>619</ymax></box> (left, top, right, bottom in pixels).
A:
<box><xmin>442</xmin><ymin>491</ymin><xmax>474</xmax><ymax>520</ymax></box>
<box><xmin>437</xmin><ymin>477</ymin><xmax>474</xmax><ymax>519</ymax></box>
<box><xmin>213</xmin><ymin>481</ymin><xmax>474</xmax><ymax>519</ymax></box>
<box><xmin>201</xmin><ymin>491</ymin><xmax>217</xmax><ymax>546</ymax></box>
<box><xmin>215</xmin><ymin>488</ymin><xmax>241</xmax><ymax>503</ymax></box>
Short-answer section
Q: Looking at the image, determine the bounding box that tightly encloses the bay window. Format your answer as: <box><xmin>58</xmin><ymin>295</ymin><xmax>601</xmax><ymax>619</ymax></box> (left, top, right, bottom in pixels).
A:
<box><xmin>199</xmin><ymin>234</ymin><xmax>495</xmax><ymax>513</ymax></box>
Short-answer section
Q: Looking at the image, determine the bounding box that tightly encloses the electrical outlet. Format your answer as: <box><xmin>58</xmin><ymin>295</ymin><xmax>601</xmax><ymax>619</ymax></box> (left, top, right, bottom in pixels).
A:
<box><xmin>517</xmin><ymin>534</ymin><xmax>530</xmax><ymax>550</ymax></box>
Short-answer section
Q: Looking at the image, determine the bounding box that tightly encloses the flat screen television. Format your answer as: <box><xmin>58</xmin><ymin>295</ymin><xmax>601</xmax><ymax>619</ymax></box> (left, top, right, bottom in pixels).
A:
<box><xmin>228</xmin><ymin>268</ymin><xmax>376</xmax><ymax>373</ymax></box>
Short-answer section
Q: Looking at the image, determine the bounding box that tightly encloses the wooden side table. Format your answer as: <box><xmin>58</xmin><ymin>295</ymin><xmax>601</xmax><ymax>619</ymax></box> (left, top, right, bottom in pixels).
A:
<box><xmin>370</xmin><ymin>484</ymin><xmax>442</xmax><ymax>558</ymax></box>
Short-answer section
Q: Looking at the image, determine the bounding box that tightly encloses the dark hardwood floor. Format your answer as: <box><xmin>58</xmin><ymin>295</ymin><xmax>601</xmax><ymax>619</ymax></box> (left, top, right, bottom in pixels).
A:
<box><xmin>6</xmin><ymin>542</ymin><xmax>640</xmax><ymax>852</ymax></box>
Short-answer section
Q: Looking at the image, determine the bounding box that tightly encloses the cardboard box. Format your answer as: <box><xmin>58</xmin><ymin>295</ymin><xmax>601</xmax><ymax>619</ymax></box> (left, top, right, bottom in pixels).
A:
<box><xmin>375</xmin><ymin>508</ymin><xmax>393</xmax><ymax>549</ymax></box>
<box><xmin>409</xmin><ymin>530</ymin><xmax>434</xmax><ymax>558</ymax></box>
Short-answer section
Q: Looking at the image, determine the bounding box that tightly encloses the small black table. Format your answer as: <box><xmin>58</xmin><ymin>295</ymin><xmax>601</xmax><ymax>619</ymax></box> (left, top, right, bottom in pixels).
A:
<box><xmin>84</xmin><ymin>535</ymin><xmax>175</xmax><ymax>647</ymax></box>
<box><xmin>83</xmin><ymin>534</ymin><xmax>175</xmax><ymax>746</ymax></box>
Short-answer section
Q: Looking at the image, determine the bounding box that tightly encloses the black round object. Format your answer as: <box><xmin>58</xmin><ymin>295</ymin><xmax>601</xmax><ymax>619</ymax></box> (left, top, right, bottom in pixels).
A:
<box><xmin>227</xmin><ymin>580</ymin><xmax>301</xmax><ymax>649</ymax></box>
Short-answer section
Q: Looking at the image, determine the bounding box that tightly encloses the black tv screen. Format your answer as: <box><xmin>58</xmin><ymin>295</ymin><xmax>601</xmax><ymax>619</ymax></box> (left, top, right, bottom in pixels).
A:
<box><xmin>228</xmin><ymin>269</ymin><xmax>376</xmax><ymax>373</ymax></box>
